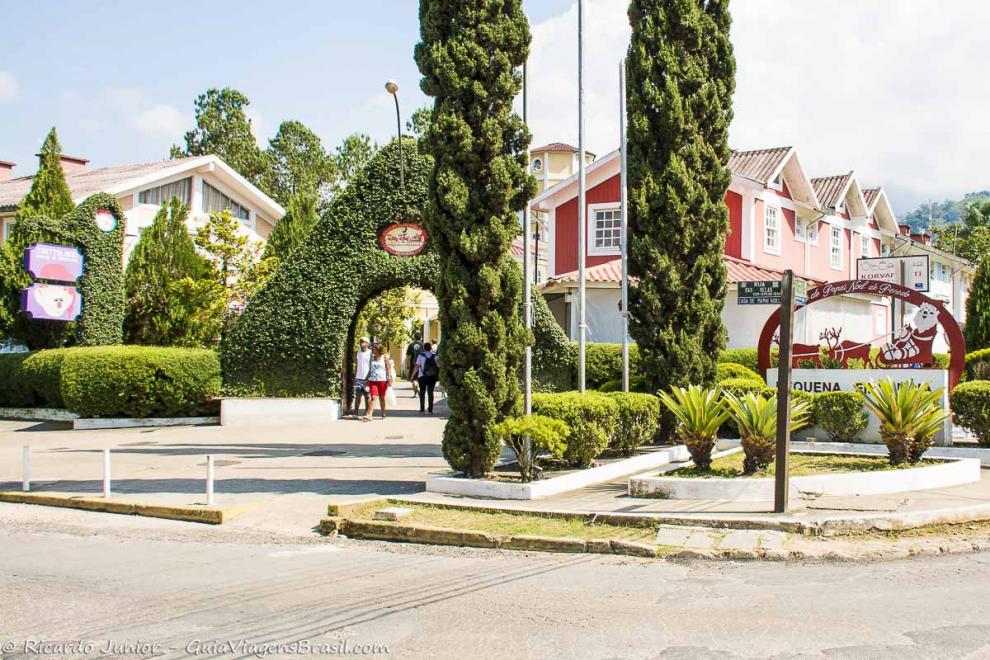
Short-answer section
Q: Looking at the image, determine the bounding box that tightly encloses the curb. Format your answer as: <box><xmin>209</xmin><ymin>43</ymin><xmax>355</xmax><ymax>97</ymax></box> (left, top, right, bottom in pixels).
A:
<box><xmin>72</xmin><ymin>416</ymin><xmax>218</xmax><ymax>430</ymax></box>
<box><xmin>0</xmin><ymin>492</ymin><xmax>228</xmax><ymax>525</ymax></box>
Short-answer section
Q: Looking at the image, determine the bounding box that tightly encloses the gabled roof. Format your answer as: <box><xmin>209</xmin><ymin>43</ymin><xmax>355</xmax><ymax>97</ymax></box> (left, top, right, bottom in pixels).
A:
<box><xmin>0</xmin><ymin>155</ymin><xmax>285</xmax><ymax>219</ymax></box>
<box><xmin>531</xmin><ymin>149</ymin><xmax>621</xmax><ymax>211</ymax></box>
<box><xmin>812</xmin><ymin>170</ymin><xmax>869</xmax><ymax>217</ymax></box>
<box><xmin>861</xmin><ymin>186</ymin><xmax>899</xmax><ymax>233</ymax></box>
<box><xmin>862</xmin><ymin>187</ymin><xmax>881</xmax><ymax>210</ymax></box>
<box><xmin>532</xmin><ymin>142</ymin><xmax>579</xmax><ymax>153</ymax></box>
<box><xmin>729</xmin><ymin>147</ymin><xmax>793</xmax><ymax>185</ymax></box>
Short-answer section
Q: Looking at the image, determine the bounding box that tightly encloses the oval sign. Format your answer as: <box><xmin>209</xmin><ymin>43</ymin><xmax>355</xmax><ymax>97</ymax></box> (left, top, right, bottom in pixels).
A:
<box><xmin>94</xmin><ymin>209</ymin><xmax>117</xmax><ymax>233</ymax></box>
<box><xmin>379</xmin><ymin>223</ymin><xmax>429</xmax><ymax>257</ymax></box>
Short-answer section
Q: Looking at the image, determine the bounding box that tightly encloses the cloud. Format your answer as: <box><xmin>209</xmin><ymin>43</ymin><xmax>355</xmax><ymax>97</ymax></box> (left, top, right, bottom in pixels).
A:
<box><xmin>108</xmin><ymin>87</ymin><xmax>186</xmax><ymax>141</ymax></box>
<box><xmin>527</xmin><ymin>1</ymin><xmax>990</xmax><ymax>213</ymax></box>
<box><xmin>244</xmin><ymin>107</ymin><xmax>268</xmax><ymax>144</ymax></box>
<box><xmin>0</xmin><ymin>71</ymin><xmax>20</xmax><ymax>104</ymax></box>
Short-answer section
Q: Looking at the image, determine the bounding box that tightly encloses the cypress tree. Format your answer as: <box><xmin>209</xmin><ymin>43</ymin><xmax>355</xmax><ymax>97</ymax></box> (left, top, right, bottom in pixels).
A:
<box><xmin>15</xmin><ymin>128</ymin><xmax>75</xmax><ymax>225</ymax></box>
<box><xmin>416</xmin><ymin>0</ymin><xmax>536</xmax><ymax>476</ymax></box>
<box><xmin>626</xmin><ymin>0</ymin><xmax>735</xmax><ymax>427</ymax></box>
<box><xmin>124</xmin><ymin>199</ymin><xmax>212</xmax><ymax>345</ymax></box>
<box><xmin>262</xmin><ymin>190</ymin><xmax>319</xmax><ymax>262</ymax></box>
<box><xmin>965</xmin><ymin>257</ymin><xmax>990</xmax><ymax>351</ymax></box>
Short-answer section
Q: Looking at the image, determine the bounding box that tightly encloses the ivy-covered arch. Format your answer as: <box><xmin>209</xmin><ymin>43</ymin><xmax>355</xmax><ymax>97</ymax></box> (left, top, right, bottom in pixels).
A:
<box><xmin>222</xmin><ymin>140</ymin><xmax>570</xmax><ymax>397</ymax></box>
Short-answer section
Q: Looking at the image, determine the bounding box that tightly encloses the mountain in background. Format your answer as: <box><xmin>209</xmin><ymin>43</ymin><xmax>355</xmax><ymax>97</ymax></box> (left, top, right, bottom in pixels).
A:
<box><xmin>901</xmin><ymin>190</ymin><xmax>990</xmax><ymax>231</ymax></box>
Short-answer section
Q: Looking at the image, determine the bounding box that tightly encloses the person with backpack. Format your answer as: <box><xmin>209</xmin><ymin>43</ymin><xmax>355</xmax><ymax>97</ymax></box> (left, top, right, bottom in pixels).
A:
<box><xmin>405</xmin><ymin>336</ymin><xmax>423</xmax><ymax>397</ymax></box>
<box><xmin>412</xmin><ymin>342</ymin><xmax>440</xmax><ymax>415</ymax></box>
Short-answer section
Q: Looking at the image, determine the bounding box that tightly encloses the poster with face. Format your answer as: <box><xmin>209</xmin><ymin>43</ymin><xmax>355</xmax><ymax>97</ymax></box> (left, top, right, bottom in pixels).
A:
<box><xmin>21</xmin><ymin>283</ymin><xmax>81</xmax><ymax>321</ymax></box>
<box><xmin>94</xmin><ymin>209</ymin><xmax>117</xmax><ymax>233</ymax></box>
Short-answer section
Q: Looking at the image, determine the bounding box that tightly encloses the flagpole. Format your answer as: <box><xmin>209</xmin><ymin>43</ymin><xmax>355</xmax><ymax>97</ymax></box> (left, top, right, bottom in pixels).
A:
<box><xmin>523</xmin><ymin>60</ymin><xmax>532</xmax><ymax>416</ymax></box>
<box><xmin>619</xmin><ymin>58</ymin><xmax>629</xmax><ymax>393</ymax></box>
<box><xmin>577</xmin><ymin>0</ymin><xmax>587</xmax><ymax>393</ymax></box>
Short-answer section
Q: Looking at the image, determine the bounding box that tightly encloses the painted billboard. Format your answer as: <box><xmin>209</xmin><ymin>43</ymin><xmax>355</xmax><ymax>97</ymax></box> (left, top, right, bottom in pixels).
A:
<box><xmin>20</xmin><ymin>283</ymin><xmax>81</xmax><ymax>322</ymax></box>
<box><xmin>23</xmin><ymin>243</ymin><xmax>84</xmax><ymax>282</ymax></box>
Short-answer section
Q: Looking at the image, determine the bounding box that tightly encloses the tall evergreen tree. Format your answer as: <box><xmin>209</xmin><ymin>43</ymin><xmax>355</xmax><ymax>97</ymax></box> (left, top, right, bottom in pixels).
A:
<box><xmin>170</xmin><ymin>88</ymin><xmax>269</xmax><ymax>186</ymax></box>
<box><xmin>327</xmin><ymin>133</ymin><xmax>377</xmax><ymax>200</ymax></box>
<box><xmin>965</xmin><ymin>257</ymin><xmax>990</xmax><ymax>351</ymax></box>
<box><xmin>626</xmin><ymin>0</ymin><xmax>735</xmax><ymax>425</ymax></box>
<box><xmin>264</xmin><ymin>120</ymin><xmax>335</xmax><ymax>207</ymax></box>
<box><xmin>262</xmin><ymin>190</ymin><xmax>319</xmax><ymax>261</ymax></box>
<box><xmin>0</xmin><ymin>127</ymin><xmax>76</xmax><ymax>343</ymax></box>
<box><xmin>416</xmin><ymin>0</ymin><xmax>536</xmax><ymax>476</ymax></box>
<box><xmin>124</xmin><ymin>199</ymin><xmax>212</xmax><ymax>345</ymax></box>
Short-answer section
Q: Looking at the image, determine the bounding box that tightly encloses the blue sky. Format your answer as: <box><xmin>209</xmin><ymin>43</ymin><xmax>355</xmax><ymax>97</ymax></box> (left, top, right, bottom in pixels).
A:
<box><xmin>3</xmin><ymin>1</ymin><xmax>989</xmax><ymax>215</ymax></box>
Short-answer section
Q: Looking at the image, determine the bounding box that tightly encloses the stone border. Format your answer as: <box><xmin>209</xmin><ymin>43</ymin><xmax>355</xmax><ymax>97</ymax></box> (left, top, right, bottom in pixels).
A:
<box><xmin>628</xmin><ymin>454</ymin><xmax>981</xmax><ymax>501</ymax></box>
<box><xmin>426</xmin><ymin>445</ymin><xmax>700</xmax><ymax>500</ymax></box>
<box><xmin>0</xmin><ymin>407</ymin><xmax>78</xmax><ymax>422</ymax></box>
<box><xmin>793</xmin><ymin>440</ymin><xmax>990</xmax><ymax>466</ymax></box>
<box><xmin>0</xmin><ymin>491</ymin><xmax>228</xmax><ymax>524</ymax></box>
<box><xmin>220</xmin><ymin>397</ymin><xmax>339</xmax><ymax>428</ymax></box>
<box><xmin>73</xmin><ymin>417</ymin><xmax>218</xmax><ymax>430</ymax></box>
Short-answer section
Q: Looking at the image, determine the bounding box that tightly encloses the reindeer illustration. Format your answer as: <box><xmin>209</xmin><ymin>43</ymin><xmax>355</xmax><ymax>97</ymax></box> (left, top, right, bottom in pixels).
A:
<box><xmin>820</xmin><ymin>327</ymin><xmax>873</xmax><ymax>368</ymax></box>
<box><xmin>773</xmin><ymin>332</ymin><xmax>824</xmax><ymax>368</ymax></box>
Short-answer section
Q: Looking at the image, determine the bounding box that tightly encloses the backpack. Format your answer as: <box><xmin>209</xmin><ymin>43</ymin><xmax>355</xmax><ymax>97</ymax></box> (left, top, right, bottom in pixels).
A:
<box><xmin>422</xmin><ymin>353</ymin><xmax>439</xmax><ymax>379</ymax></box>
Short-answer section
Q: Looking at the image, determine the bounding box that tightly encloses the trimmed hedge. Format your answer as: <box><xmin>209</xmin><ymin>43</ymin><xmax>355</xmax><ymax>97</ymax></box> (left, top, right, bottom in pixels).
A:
<box><xmin>813</xmin><ymin>391</ymin><xmax>868</xmax><ymax>442</ymax></box>
<box><xmin>718</xmin><ymin>348</ymin><xmax>759</xmax><ymax>372</ymax></box>
<box><xmin>966</xmin><ymin>349</ymin><xmax>990</xmax><ymax>381</ymax></box>
<box><xmin>605</xmin><ymin>392</ymin><xmax>660</xmax><ymax>455</ymax></box>
<box><xmin>598</xmin><ymin>375</ymin><xmax>649</xmax><ymax>393</ymax></box>
<box><xmin>60</xmin><ymin>346</ymin><xmax>220</xmax><ymax>418</ymax></box>
<box><xmin>0</xmin><ymin>350</ymin><xmax>70</xmax><ymax>408</ymax></box>
<box><xmin>585</xmin><ymin>343</ymin><xmax>641</xmax><ymax>389</ymax></box>
<box><xmin>0</xmin><ymin>353</ymin><xmax>32</xmax><ymax>407</ymax></box>
<box><xmin>950</xmin><ymin>380</ymin><xmax>990</xmax><ymax>447</ymax></box>
<box><xmin>532</xmin><ymin>391</ymin><xmax>618</xmax><ymax>467</ymax></box>
<box><xmin>718</xmin><ymin>377</ymin><xmax>772</xmax><ymax>399</ymax></box>
<box><xmin>717</xmin><ymin>362</ymin><xmax>762</xmax><ymax>383</ymax></box>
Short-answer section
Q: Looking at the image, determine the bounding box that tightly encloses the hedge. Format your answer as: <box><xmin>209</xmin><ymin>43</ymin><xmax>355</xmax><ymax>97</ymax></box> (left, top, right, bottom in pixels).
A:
<box><xmin>813</xmin><ymin>391</ymin><xmax>868</xmax><ymax>442</ymax></box>
<box><xmin>950</xmin><ymin>380</ymin><xmax>990</xmax><ymax>447</ymax></box>
<box><xmin>0</xmin><ymin>353</ymin><xmax>32</xmax><ymax>407</ymax></box>
<box><xmin>532</xmin><ymin>391</ymin><xmax>618</xmax><ymax>467</ymax></box>
<box><xmin>598</xmin><ymin>375</ymin><xmax>649</xmax><ymax>393</ymax></box>
<box><xmin>0</xmin><ymin>350</ymin><xmax>70</xmax><ymax>408</ymax></box>
<box><xmin>966</xmin><ymin>349</ymin><xmax>990</xmax><ymax>381</ymax></box>
<box><xmin>605</xmin><ymin>392</ymin><xmax>660</xmax><ymax>455</ymax></box>
<box><xmin>717</xmin><ymin>362</ymin><xmax>762</xmax><ymax>383</ymax></box>
<box><xmin>718</xmin><ymin>348</ymin><xmax>759</xmax><ymax>372</ymax></box>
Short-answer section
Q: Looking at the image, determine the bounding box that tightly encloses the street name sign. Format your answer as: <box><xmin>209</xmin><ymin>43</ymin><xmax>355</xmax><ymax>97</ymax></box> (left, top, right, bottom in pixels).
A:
<box><xmin>738</xmin><ymin>279</ymin><xmax>807</xmax><ymax>305</ymax></box>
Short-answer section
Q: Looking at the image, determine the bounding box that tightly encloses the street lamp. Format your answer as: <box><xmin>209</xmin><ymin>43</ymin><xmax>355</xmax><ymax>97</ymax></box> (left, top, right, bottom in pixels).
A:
<box><xmin>385</xmin><ymin>80</ymin><xmax>404</xmax><ymax>189</ymax></box>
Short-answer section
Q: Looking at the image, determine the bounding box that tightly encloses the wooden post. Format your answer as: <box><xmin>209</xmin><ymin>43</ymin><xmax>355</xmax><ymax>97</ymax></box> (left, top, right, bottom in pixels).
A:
<box><xmin>774</xmin><ymin>270</ymin><xmax>795</xmax><ymax>514</ymax></box>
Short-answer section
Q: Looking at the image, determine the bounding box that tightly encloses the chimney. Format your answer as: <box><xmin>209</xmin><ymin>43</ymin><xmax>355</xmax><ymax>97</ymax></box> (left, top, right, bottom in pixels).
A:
<box><xmin>0</xmin><ymin>160</ymin><xmax>14</xmax><ymax>182</ymax></box>
<box><xmin>911</xmin><ymin>231</ymin><xmax>932</xmax><ymax>246</ymax></box>
<box><xmin>36</xmin><ymin>153</ymin><xmax>88</xmax><ymax>175</ymax></box>
<box><xmin>898</xmin><ymin>224</ymin><xmax>912</xmax><ymax>236</ymax></box>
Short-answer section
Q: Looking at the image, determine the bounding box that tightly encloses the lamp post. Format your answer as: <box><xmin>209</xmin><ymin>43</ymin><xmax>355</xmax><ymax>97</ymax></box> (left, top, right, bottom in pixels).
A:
<box><xmin>385</xmin><ymin>80</ymin><xmax>404</xmax><ymax>189</ymax></box>
<box><xmin>576</xmin><ymin>0</ymin><xmax>587</xmax><ymax>392</ymax></box>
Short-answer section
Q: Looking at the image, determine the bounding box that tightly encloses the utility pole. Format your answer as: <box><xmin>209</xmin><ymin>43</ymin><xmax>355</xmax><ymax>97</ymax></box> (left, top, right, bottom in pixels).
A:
<box><xmin>576</xmin><ymin>0</ymin><xmax>587</xmax><ymax>392</ymax></box>
<box><xmin>619</xmin><ymin>59</ymin><xmax>629</xmax><ymax>392</ymax></box>
<box><xmin>522</xmin><ymin>61</ymin><xmax>532</xmax><ymax>416</ymax></box>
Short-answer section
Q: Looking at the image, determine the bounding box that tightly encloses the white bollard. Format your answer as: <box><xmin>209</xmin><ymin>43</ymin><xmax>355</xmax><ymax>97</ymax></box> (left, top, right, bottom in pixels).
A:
<box><xmin>102</xmin><ymin>448</ymin><xmax>111</xmax><ymax>498</ymax></box>
<box><xmin>206</xmin><ymin>455</ymin><xmax>215</xmax><ymax>506</ymax></box>
<box><xmin>22</xmin><ymin>445</ymin><xmax>30</xmax><ymax>492</ymax></box>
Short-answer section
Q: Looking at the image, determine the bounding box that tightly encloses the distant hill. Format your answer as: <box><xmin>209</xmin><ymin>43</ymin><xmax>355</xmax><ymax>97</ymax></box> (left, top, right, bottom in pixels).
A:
<box><xmin>902</xmin><ymin>190</ymin><xmax>990</xmax><ymax>231</ymax></box>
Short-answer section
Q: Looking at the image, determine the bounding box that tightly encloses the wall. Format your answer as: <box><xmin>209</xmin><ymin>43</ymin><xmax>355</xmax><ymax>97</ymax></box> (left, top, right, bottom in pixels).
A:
<box><xmin>553</xmin><ymin>173</ymin><xmax>621</xmax><ymax>274</ymax></box>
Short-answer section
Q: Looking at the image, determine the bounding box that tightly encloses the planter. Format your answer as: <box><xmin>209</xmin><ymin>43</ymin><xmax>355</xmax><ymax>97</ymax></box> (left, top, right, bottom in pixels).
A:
<box><xmin>73</xmin><ymin>416</ymin><xmax>218</xmax><ymax>430</ymax></box>
<box><xmin>628</xmin><ymin>452</ymin><xmax>981</xmax><ymax>500</ymax></box>
<box><xmin>220</xmin><ymin>397</ymin><xmax>339</xmax><ymax>428</ymax></box>
<box><xmin>0</xmin><ymin>407</ymin><xmax>78</xmax><ymax>422</ymax></box>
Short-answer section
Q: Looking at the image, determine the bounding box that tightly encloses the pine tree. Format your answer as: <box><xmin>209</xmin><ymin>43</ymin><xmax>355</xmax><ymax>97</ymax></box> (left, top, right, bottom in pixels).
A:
<box><xmin>262</xmin><ymin>190</ymin><xmax>319</xmax><ymax>261</ymax></box>
<box><xmin>264</xmin><ymin>120</ymin><xmax>335</xmax><ymax>207</ymax></box>
<box><xmin>965</xmin><ymin>257</ymin><xmax>990</xmax><ymax>350</ymax></box>
<box><xmin>416</xmin><ymin>0</ymin><xmax>536</xmax><ymax>476</ymax></box>
<box><xmin>124</xmin><ymin>199</ymin><xmax>212</xmax><ymax>345</ymax></box>
<box><xmin>0</xmin><ymin>127</ymin><xmax>76</xmax><ymax>344</ymax></box>
<box><xmin>626</xmin><ymin>0</ymin><xmax>735</xmax><ymax>430</ymax></box>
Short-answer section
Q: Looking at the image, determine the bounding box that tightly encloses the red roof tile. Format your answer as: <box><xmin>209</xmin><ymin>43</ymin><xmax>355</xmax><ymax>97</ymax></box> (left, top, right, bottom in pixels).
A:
<box><xmin>532</xmin><ymin>142</ymin><xmax>579</xmax><ymax>153</ymax></box>
<box><xmin>811</xmin><ymin>172</ymin><xmax>853</xmax><ymax>209</ymax></box>
<box><xmin>728</xmin><ymin>147</ymin><xmax>792</xmax><ymax>184</ymax></box>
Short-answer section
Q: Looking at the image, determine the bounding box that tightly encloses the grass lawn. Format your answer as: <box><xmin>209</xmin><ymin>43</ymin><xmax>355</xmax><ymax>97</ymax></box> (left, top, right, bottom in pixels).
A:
<box><xmin>669</xmin><ymin>451</ymin><xmax>939</xmax><ymax>479</ymax></box>
<box><xmin>347</xmin><ymin>502</ymin><xmax>655</xmax><ymax>543</ymax></box>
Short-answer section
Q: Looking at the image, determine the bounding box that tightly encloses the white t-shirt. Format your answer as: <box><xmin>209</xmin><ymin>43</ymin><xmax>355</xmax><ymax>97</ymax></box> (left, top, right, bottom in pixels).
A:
<box><xmin>355</xmin><ymin>348</ymin><xmax>372</xmax><ymax>380</ymax></box>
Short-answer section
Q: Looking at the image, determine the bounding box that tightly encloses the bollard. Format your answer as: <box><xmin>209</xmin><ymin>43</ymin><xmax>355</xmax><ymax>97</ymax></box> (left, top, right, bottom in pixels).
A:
<box><xmin>206</xmin><ymin>454</ymin><xmax>215</xmax><ymax>506</ymax></box>
<box><xmin>102</xmin><ymin>448</ymin><xmax>111</xmax><ymax>498</ymax></box>
<box><xmin>22</xmin><ymin>445</ymin><xmax>30</xmax><ymax>492</ymax></box>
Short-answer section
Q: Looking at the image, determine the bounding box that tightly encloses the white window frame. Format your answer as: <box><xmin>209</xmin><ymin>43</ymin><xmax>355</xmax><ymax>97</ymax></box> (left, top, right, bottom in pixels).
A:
<box><xmin>880</xmin><ymin>242</ymin><xmax>890</xmax><ymax>257</ymax></box>
<box><xmin>0</xmin><ymin>218</ymin><xmax>13</xmax><ymax>244</ymax></box>
<box><xmin>763</xmin><ymin>205</ymin><xmax>781</xmax><ymax>255</ymax></box>
<box><xmin>860</xmin><ymin>234</ymin><xmax>871</xmax><ymax>258</ymax></box>
<box><xmin>587</xmin><ymin>203</ymin><xmax>622</xmax><ymax>256</ymax></box>
<box><xmin>768</xmin><ymin>175</ymin><xmax>784</xmax><ymax>192</ymax></box>
<box><xmin>830</xmin><ymin>226</ymin><xmax>843</xmax><ymax>269</ymax></box>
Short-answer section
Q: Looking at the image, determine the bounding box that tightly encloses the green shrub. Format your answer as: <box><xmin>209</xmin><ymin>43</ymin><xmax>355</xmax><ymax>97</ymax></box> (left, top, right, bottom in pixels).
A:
<box><xmin>605</xmin><ymin>392</ymin><xmax>661</xmax><ymax>455</ymax></box>
<box><xmin>951</xmin><ymin>380</ymin><xmax>990</xmax><ymax>447</ymax></box>
<box><xmin>718</xmin><ymin>377</ymin><xmax>772</xmax><ymax>399</ymax></box>
<box><xmin>61</xmin><ymin>346</ymin><xmax>221</xmax><ymax>418</ymax></box>
<box><xmin>0</xmin><ymin>353</ymin><xmax>32</xmax><ymax>407</ymax></box>
<box><xmin>717</xmin><ymin>362</ymin><xmax>762</xmax><ymax>383</ymax></box>
<box><xmin>966</xmin><ymin>349</ymin><xmax>990</xmax><ymax>381</ymax></box>
<box><xmin>598</xmin><ymin>375</ymin><xmax>649</xmax><ymax>393</ymax></box>
<box><xmin>717</xmin><ymin>348</ymin><xmax>759</xmax><ymax>372</ymax></box>
<box><xmin>20</xmin><ymin>349</ymin><xmax>70</xmax><ymax>408</ymax></box>
<box><xmin>492</xmin><ymin>414</ymin><xmax>570</xmax><ymax>481</ymax></box>
<box><xmin>789</xmin><ymin>390</ymin><xmax>818</xmax><ymax>431</ymax></box>
<box><xmin>532</xmin><ymin>392</ymin><xmax>618</xmax><ymax>467</ymax></box>
<box><xmin>932</xmin><ymin>352</ymin><xmax>950</xmax><ymax>370</ymax></box>
<box><xmin>813</xmin><ymin>391</ymin><xmax>868</xmax><ymax>442</ymax></box>
<box><xmin>583</xmin><ymin>343</ymin><xmax>641</xmax><ymax>389</ymax></box>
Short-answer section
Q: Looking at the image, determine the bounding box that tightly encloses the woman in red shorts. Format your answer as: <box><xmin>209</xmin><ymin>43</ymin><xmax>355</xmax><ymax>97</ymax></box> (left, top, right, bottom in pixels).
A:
<box><xmin>363</xmin><ymin>343</ymin><xmax>393</xmax><ymax>421</ymax></box>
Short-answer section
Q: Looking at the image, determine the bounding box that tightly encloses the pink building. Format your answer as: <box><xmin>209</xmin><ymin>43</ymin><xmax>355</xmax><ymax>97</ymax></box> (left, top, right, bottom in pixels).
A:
<box><xmin>533</xmin><ymin>145</ymin><xmax>972</xmax><ymax>352</ymax></box>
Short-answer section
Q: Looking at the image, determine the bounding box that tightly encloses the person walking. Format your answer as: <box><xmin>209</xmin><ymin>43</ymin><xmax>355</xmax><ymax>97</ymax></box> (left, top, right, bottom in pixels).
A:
<box><xmin>412</xmin><ymin>342</ymin><xmax>439</xmax><ymax>415</ymax></box>
<box><xmin>363</xmin><ymin>343</ymin><xmax>393</xmax><ymax>421</ymax></box>
<box><xmin>405</xmin><ymin>336</ymin><xmax>423</xmax><ymax>397</ymax></box>
<box><xmin>351</xmin><ymin>337</ymin><xmax>372</xmax><ymax>418</ymax></box>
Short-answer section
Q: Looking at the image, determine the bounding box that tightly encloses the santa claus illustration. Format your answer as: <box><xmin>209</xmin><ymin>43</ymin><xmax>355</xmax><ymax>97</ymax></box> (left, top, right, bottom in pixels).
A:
<box><xmin>878</xmin><ymin>303</ymin><xmax>939</xmax><ymax>365</ymax></box>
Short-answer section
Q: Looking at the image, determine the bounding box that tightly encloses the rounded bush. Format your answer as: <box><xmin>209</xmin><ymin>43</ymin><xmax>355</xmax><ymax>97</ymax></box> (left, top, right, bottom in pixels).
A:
<box><xmin>717</xmin><ymin>362</ymin><xmax>762</xmax><ymax>383</ymax></box>
<box><xmin>0</xmin><ymin>353</ymin><xmax>32</xmax><ymax>407</ymax></box>
<box><xmin>719</xmin><ymin>377</ymin><xmax>772</xmax><ymax>399</ymax></box>
<box><xmin>718</xmin><ymin>348</ymin><xmax>759</xmax><ymax>372</ymax></box>
<box><xmin>61</xmin><ymin>346</ymin><xmax>221</xmax><ymax>418</ymax></box>
<box><xmin>584</xmin><ymin>343</ymin><xmax>641</xmax><ymax>389</ymax></box>
<box><xmin>598</xmin><ymin>375</ymin><xmax>648</xmax><ymax>393</ymax></box>
<box><xmin>605</xmin><ymin>392</ymin><xmax>661</xmax><ymax>455</ymax></box>
<box><xmin>532</xmin><ymin>391</ymin><xmax>618</xmax><ymax>467</ymax></box>
<box><xmin>950</xmin><ymin>380</ymin><xmax>990</xmax><ymax>447</ymax></box>
<box><xmin>965</xmin><ymin>349</ymin><xmax>990</xmax><ymax>381</ymax></box>
<box><xmin>20</xmin><ymin>349</ymin><xmax>71</xmax><ymax>408</ymax></box>
<box><xmin>813</xmin><ymin>391</ymin><xmax>868</xmax><ymax>442</ymax></box>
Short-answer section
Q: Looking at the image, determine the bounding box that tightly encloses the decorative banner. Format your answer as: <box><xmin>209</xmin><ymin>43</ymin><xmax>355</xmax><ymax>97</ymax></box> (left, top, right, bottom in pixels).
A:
<box><xmin>94</xmin><ymin>208</ymin><xmax>118</xmax><ymax>233</ymax></box>
<box><xmin>23</xmin><ymin>243</ymin><xmax>84</xmax><ymax>282</ymax></box>
<box><xmin>379</xmin><ymin>223</ymin><xmax>429</xmax><ymax>257</ymax></box>
<box><xmin>21</xmin><ymin>283</ymin><xmax>81</xmax><ymax>322</ymax></box>
<box><xmin>857</xmin><ymin>255</ymin><xmax>929</xmax><ymax>292</ymax></box>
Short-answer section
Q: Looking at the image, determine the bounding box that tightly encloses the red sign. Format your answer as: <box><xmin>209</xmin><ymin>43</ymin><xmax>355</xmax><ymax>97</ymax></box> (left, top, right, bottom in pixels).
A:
<box><xmin>379</xmin><ymin>223</ymin><xmax>428</xmax><ymax>257</ymax></box>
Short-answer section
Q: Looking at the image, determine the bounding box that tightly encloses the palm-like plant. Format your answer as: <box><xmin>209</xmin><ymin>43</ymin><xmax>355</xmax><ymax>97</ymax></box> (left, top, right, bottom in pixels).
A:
<box><xmin>658</xmin><ymin>386</ymin><xmax>729</xmax><ymax>471</ymax></box>
<box><xmin>858</xmin><ymin>380</ymin><xmax>948</xmax><ymax>465</ymax></box>
<box><xmin>724</xmin><ymin>393</ymin><xmax>811</xmax><ymax>474</ymax></box>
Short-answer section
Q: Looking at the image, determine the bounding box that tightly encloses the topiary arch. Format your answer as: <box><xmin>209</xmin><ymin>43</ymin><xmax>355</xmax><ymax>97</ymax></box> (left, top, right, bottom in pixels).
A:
<box><xmin>221</xmin><ymin>140</ymin><xmax>571</xmax><ymax>397</ymax></box>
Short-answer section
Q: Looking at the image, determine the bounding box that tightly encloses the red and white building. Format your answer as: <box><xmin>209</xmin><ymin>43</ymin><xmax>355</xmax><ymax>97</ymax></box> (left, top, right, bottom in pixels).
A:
<box><xmin>534</xmin><ymin>145</ymin><xmax>974</xmax><ymax>352</ymax></box>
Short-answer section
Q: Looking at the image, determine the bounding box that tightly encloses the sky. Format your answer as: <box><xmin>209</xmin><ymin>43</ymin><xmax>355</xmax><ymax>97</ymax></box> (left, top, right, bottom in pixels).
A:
<box><xmin>2</xmin><ymin>0</ymin><xmax>988</xmax><ymax>216</ymax></box>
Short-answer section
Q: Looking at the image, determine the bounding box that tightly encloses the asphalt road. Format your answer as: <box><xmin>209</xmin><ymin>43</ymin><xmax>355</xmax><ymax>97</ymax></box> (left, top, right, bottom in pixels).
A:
<box><xmin>1</xmin><ymin>505</ymin><xmax>989</xmax><ymax>659</ymax></box>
